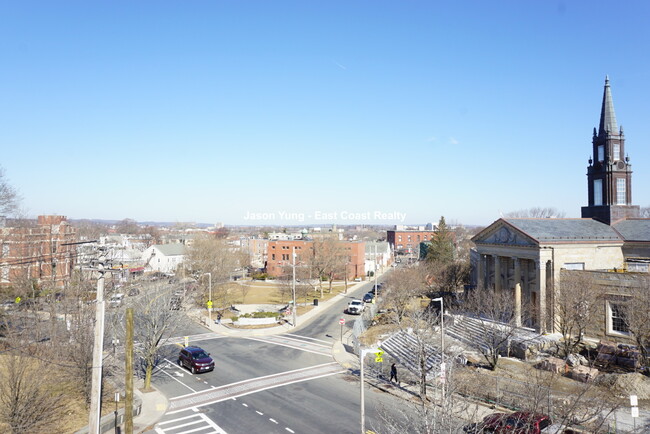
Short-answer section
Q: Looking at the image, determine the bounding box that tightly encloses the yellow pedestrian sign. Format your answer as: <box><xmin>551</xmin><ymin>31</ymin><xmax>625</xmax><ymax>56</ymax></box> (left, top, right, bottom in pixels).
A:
<box><xmin>206</xmin><ymin>300</ymin><xmax>213</xmax><ymax>312</ymax></box>
<box><xmin>15</xmin><ymin>296</ymin><xmax>21</xmax><ymax>304</ymax></box>
<box><xmin>375</xmin><ymin>349</ymin><xmax>384</xmax><ymax>363</ymax></box>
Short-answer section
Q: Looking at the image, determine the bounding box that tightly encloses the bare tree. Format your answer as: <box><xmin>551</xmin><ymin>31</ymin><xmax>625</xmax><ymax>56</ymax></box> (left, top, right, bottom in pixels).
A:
<box><xmin>640</xmin><ymin>206</ymin><xmax>650</xmax><ymax>218</ymax></box>
<box><xmin>187</xmin><ymin>234</ymin><xmax>241</xmax><ymax>309</ymax></box>
<box><xmin>620</xmin><ymin>274</ymin><xmax>650</xmax><ymax>370</ymax></box>
<box><xmin>308</xmin><ymin>237</ymin><xmax>342</xmax><ymax>297</ymax></box>
<box><xmin>62</xmin><ymin>303</ymin><xmax>96</xmax><ymax>404</ymax></box>
<box><xmin>0</xmin><ymin>353</ymin><xmax>67</xmax><ymax>433</ymax></box>
<box><xmin>555</xmin><ymin>271</ymin><xmax>601</xmax><ymax>358</ymax></box>
<box><xmin>504</xmin><ymin>207</ymin><xmax>566</xmax><ymax>218</ymax></box>
<box><xmin>0</xmin><ymin>166</ymin><xmax>21</xmax><ymax>216</ymax></box>
<box><xmin>455</xmin><ymin>289</ymin><xmax>530</xmax><ymax>370</ymax></box>
<box><xmin>383</xmin><ymin>267</ymin><xmax>426</xmax><ymax>324</ymax></box>
<box><xmin>129</xmin><ymin>283</ymin><xmax>183</xmax><ymax>390</ymax></box>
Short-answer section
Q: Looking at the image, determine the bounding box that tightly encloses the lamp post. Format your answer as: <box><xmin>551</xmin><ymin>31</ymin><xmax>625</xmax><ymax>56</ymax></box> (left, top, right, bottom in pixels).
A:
<box><xmin>202</xmin><ymin>272</ymin><xmax>212</xmax><ymax>323</ymax></box>
<box><xmin>432</xmin><ymin>296</ymin><xmax>445</xmax><ymax>400</ymax></box>
<box><xmin>114</xmin><ymin>392</ymin><xmax>120</xmax><ymax>434</ymax></box>
<box><xmin>359</xmin><ymin>346</ymin><xmax>382</xmax><ymax>434</ymax></box>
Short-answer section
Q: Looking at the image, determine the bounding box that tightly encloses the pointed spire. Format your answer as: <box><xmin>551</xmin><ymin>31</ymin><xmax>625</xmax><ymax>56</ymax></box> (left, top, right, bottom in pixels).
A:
<box><xmin>599</xmin><ymin>75</ymin><xmax>618</xmax><ymax>135</ymax></box>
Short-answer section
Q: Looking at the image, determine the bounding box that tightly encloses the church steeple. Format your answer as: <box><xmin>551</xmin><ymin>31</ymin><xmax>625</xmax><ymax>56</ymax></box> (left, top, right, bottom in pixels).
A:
<box><xmin>599</xmin><ymin>75</ymin><xmax>618</xmax><ymax>135</ymax></box>
<box><xmin>582</xmin><ymin>76</ymin><xmax>639</xmax><ymax>225</ymax></box>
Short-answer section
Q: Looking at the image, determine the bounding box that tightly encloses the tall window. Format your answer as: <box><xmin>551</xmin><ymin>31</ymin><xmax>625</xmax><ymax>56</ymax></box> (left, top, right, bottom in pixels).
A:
<box><xmin>613</xmin><ymin>143</ymin><xmax>621</xmax><ymax>160</ymax></box>
<box><xmin>608</xmin><ymin>301</ymin><xmax>629</xmax><ymax>334</ymax></box>
<box><xmin>594</xmin><ymin>179</ymin><xmax>603</xmax><ymax>206</ymax></box>
<box><xmin>598</xmin><ymin>145</ymin><xmax>605</xmax><ymax>161</ymax></box>
<box><xmin>616</xmin><ymin>178</ymin><xmax>626</xmax><ymax>205</ymax></box>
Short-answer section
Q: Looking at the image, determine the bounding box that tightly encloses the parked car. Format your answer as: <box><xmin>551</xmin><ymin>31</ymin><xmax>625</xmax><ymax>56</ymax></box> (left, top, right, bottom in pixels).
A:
<box><xmin>178</xmin><ymin>346</ymin><xmax>215</xmax><ymax>374</ymax></box>
<box><xmin>465</xmin><ymin>411</ymin><xmax>552</xmax><ymax>434</ymax></box>
<box><xmin>362</xmin><ymin>292</ymin><xmax>375</xmax><ymax>303</ymax></box>
<box><xmin>346</xmin><ymin>299</ymin><xmax>365</xmax><ymax>315</ymax></box>
<box><xmin>108</xmin><ymin>293</ymin><xmax>124</xmax><ymax>308</ymax></box>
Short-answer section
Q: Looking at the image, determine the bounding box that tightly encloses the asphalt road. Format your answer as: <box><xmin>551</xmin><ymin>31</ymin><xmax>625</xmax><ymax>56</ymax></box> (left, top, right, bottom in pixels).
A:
<box><xmin>147</xmin><ymin>275</ymin><xmax>403</xmax><ymax>434</ymax></box>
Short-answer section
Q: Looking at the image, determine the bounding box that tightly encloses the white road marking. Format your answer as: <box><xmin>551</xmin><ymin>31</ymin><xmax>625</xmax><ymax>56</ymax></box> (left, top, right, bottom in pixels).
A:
<box><xmin>156</xmin><ymin>412</ymin><xmax>228</xmax><ymax>434</ymax></box>
<box><xmin>269</xmin><ymin>418</ymin><xmax>278</xmax><ymax>424</ymax></box>
<box><xmin>286</xmin><ymin>428</ymin><xmax>295</xmax><ymax>433</ymax></box>
<box><xmin>256</xmin><ymin>410</ymin><xmax>264</xmax><ymax>415</ymax></box>
<box><xmin>168</xmin><ymin>362</ymin><xmax>345</xmax><ymax>414</ymax></box>
<box><xmin>242</xmin><ymin>403</ymin><xmax>248</xmax><ymax>407</ymax></box>
<box><xmin>244</xmin><ymin>336</ymin><xmax>332</xmax><ymax>357</ymax></box>
<box><xmin>284</xmin><ymin>333</ymin><xmax>331</xmax><ymax>344</ymax></box>
<box><xmin>159</xmin><ymin>361</ymin><xmax>197</xmax><ymax>393</ymax></box>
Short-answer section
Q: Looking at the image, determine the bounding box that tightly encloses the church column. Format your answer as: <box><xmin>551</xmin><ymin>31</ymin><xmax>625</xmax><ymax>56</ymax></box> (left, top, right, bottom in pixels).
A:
<box><xmin>536</xmin><ymin>259</ymin><xmax>547</xmax><ymax>333</ymax></box>
<box><xmin>493</xmin><ymin>255</ymin><xmax>501</xmax><ymax>293</ymax></box>
<box><xmin>514</xmin><ymin>257</ymin><xmax>522</xmax><ymax>327</ymax></box>
<box><xmin>477</xmin><ymin>254</ymin><xmax>484</xmax><ymax>290</ymax></box>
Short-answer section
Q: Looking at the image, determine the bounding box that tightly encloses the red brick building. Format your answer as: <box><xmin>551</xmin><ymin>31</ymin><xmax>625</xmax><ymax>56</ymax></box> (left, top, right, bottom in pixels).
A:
<box><xmin>265</xmin><ymin>239</ymin><xmax>365</xmax><ymax>279</ymax></box>
<box><xmin>387</xmin><ymin>230</ymin><xmax>436</xmax><ymax>253</ymax></box>
<box><xmin>0</xmin><ymin>215</ymin><xmax>77</xmax><ymax>289</ymax></box>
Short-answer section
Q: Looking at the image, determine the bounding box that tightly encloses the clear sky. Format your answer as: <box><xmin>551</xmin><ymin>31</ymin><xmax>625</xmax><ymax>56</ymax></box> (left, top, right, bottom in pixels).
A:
<box><xmin>2</xmin><ymin>1</ymin><xmax>649</xmax><ymax>227</ymax></box>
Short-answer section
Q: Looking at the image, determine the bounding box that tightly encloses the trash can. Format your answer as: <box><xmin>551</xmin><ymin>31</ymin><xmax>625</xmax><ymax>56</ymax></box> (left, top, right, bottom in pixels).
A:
<box><xmin>313</xmin><ymin>299</ymin><xmax>319</xmax><ymax>306</ymax></box>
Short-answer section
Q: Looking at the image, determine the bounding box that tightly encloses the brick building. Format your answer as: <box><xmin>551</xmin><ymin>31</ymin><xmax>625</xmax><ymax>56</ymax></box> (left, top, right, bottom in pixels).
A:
<box><xmin>387</xmin><ymin>229</ymin><xmax>436</xmax><ymax>253</ymax></box>
<box><xmin>0</xmin><ymin>215</ymin><xmax>77</xmax><ymax>289</ymax></box>
<box><xmin>265</xmin><ymin>239</ymin><xmax>365</xmax><ymax>279</ymax></box>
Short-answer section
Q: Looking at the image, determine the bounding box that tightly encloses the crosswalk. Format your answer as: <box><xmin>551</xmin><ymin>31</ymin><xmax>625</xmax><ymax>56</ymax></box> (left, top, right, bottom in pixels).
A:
<box><xmin>244</xmin><ymin>333</ymin><xmax>332</xmax><ymax>357</ymax></box>
<box><xmin>155</xmin><ymin>412</ymin><xmax>227</xmax><ymax>434</ymax></box>
<box><xmin>168</xmin><ymin>361</ymin><xmax>345</xmax><ymax>413</ymax></box>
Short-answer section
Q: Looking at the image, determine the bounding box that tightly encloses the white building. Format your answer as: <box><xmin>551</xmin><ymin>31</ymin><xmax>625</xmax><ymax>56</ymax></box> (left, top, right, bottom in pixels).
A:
<box><xmin>141</xmin><ymin>244</ymin><xmax>187</xmax><ymax>274</ymax></box>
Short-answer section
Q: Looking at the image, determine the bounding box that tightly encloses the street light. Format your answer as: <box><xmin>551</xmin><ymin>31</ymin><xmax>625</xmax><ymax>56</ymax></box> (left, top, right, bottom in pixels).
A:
<box><xmin>202</xmin><ymin>272</ymin><xmax>212</xmax><ymax>323</ymax></box>
<box><xmin>359</xmin><ymin>346</ymin><xmax>382</xmax><ymax>434</ymax></box>
<box><xmin>432</xmin><ymin>296</ymin><xmax>445</xmax><ymax>400</ymax></box>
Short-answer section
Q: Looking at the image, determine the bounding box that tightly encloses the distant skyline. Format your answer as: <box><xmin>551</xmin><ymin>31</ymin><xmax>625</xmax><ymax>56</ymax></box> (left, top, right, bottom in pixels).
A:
<box><xmin>2</xmin><ymin>1</ymin><xmax>649</xmax><ymax>227</ymax></box>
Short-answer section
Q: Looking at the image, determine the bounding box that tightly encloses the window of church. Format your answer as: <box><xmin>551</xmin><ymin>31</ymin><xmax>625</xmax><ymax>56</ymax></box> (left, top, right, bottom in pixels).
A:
<box><xmin>607</xmin><ymin>300</ymin><xmax>630</xmax><ymax>335</ymax></box>
<box><xmin>613</xmin><ymin>143</ymin><xmax>620</xmax><ymax>160</ymax></box>
<box><xmin>626</xmin><ymin>262</ymin><xmax>649</xmax><ymax>272</ymax></box>
<box><xmin>563</xmin><ymin>263</ymin><xmax>584</xmax><ymax>270</ymax></box>
<box><xmin>616</xmin><ymin>178</ymin><xmax>626</xmax><ymax>205</ymax></box>
<box><xmin>598</xmin><ymin>145</ymin><xmax>604</xmax><ymax>161</ymax></box>
<box><xmin>594</xmin><ymin>179</ymin><xmax>603</xmax><ymax>206</ymax></box>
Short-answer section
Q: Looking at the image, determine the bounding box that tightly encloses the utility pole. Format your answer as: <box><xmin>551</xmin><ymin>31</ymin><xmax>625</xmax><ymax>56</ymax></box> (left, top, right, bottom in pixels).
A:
<box><xmin>89</xmin><ymin>247</ymin><xmax>108</xmax><ymax>434</ymax></box>
<box><xmin>125</xmin><ymin>307</ymin><xmax>134</xmax><ymax>434</ymax></box>
<box><xmin>292</xmin><ymin>246</ymin><xmax>297</xmax><ymax>327</ymax></box>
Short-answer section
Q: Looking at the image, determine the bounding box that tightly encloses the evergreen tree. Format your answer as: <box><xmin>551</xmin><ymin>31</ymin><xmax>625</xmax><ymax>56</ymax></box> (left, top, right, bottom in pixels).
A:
<box><xmin>426</xmin><ymin>216</ymin><xmax>454</xmax><ymax>264</ymax></box>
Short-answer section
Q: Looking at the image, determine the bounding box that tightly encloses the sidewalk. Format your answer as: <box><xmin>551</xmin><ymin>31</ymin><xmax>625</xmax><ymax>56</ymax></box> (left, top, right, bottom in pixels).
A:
<box><xmin>132</xmin><ymin>378</ymin><xmax>169</xmax><ymax>433</ymax></box>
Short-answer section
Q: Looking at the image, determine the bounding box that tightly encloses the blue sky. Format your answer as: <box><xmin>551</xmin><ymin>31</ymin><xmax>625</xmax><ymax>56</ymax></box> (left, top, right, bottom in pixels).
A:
<box><xmin>2</xmin><ymin>1</ymin><xmax>649</xmax><ymax>227</ymax></box>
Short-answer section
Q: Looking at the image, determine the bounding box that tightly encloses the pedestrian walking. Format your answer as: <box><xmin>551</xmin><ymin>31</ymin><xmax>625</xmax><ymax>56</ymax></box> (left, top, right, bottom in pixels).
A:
<box><xmin>390</xmin><ymin>363</ymin><xmax>398</xmax><ymax>384</ymax></box>
<box><xmin>217</xmin><ymin>312</ymin><xmax>222</xmax><ymax>325</ymax></box>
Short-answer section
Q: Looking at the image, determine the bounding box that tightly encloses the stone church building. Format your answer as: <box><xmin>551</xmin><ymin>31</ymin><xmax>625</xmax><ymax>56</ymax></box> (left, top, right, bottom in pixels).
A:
<box><xmin>471</xmin><ymin>77</ymin><xmax>650</xmax><ymax>340</ymax></box>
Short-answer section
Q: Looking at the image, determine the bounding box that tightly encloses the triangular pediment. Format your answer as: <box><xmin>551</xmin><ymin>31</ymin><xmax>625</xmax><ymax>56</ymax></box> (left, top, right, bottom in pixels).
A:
<box><xmin>474</xmin><ymin>221</ymin><xmax>537</xmax><ymax>247</ymax></box>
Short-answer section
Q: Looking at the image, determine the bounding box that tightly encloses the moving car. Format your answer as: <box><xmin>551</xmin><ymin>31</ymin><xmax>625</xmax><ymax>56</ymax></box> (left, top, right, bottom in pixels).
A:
<box><xmin>346</xmin><ymin>299</ymin><xmax>365</xmax><ymax>315</ymax></box>
<box><xmin>363</xmin><ymin>292</ymin><xmax>375</xmax><ymax>303</ymax></box>
<box><xmin>178</xmin><ymin>346</ymin><xmax>215</xmax><ymax>374</ymax></box>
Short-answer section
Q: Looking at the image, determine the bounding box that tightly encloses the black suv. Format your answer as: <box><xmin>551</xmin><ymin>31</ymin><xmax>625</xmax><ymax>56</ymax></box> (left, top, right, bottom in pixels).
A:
<box><xmin>178</xmin><ymin>346</ymin><xmax>215</xmax><ymax>374</ymax></box>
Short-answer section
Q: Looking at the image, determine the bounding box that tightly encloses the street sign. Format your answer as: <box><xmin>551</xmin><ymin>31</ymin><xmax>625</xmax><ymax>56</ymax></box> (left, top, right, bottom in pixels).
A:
<box><xmin>15</xmin><ymin>296</ymin><xmax>21</xmax><ymax>304</ymax></box>
<box><xmin>375</xmin><ymin>349</ymin><xmax>384</xmax><ymax>363</ymax></box>
<box><xmin>339</xmin><ymin>318</ymin><xmax>345</xmax><ymax>325</ymax></box>
<box><xmin>206</xmin><ymin>300</ymin><xmax>213</xmax><ymax>308</ymax></box>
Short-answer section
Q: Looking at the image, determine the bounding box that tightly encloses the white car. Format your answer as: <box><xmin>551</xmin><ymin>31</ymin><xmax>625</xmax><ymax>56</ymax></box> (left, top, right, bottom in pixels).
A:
<box><xmin>346</xmin><ymin>299</ymin><xmax>365</xmax><ymax>315</ymax></box>
<box><xmin>109</xmin><ymin>293</ymin><xmax>124</xmax><ymax>307</ymax></box>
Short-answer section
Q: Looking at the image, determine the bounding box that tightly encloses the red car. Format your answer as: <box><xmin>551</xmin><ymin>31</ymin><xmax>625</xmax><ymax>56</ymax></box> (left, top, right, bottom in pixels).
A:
<box><xmin>474</xmin><ymin>411</ymin><xmax>552</xmax><ymax>433</ymax></box>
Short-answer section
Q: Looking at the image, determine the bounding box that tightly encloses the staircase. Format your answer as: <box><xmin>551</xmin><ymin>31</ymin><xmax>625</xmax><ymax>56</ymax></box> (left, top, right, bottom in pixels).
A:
<box><xmin>380</xmin><ymin>330</ymin><xmax>442</xmax><ymax>379</ymax></box>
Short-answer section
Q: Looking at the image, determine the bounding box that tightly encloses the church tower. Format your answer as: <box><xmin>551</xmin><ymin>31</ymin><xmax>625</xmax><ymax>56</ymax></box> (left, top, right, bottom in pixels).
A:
<box><xmin>581</xmin><ymin>76</ymin><xmax>639</xmax><ymax>225</ymax></box>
